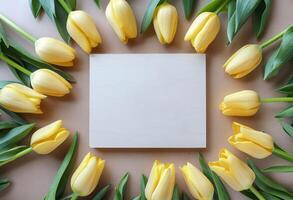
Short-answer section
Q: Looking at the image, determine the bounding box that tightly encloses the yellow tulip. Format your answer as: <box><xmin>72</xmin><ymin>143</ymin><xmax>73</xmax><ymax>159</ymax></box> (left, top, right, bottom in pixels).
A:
<box><xmin>219</xmin><ymin>90</ymin><xmax>260</xmax><ymax>116</ymax></box>
<box><xmin>71</xmin><ymin>153</ymin><xmax>105</xmax><ymax>196</ymax></box>
<box><xmin>105</xmin><ymin>0</ymin><xmax>137</xmax><ymax>43</ymax></box>
<box><xmin>35</xmin><ymin>37</ymin><xmax>76</xmax><ymax>67</ymax></box>
<box><xmin>152</xmin><ymin>2</ymin><xmax>178</xmax><ymax>44</ymax></box>
<box><xmin>185</xmin><ymin>12</ymin><xmax>220</xmax><ymax>53</ymax></box>
<box><xmin>224</xmin><ymin>45</ymin><xmax>262</xmax><ymax>78</ymax></box>
<box><xmin>228</xmin><ymin>122</ymin><xmax>274</xmax><ymax>159</ymax></box>
<box><xmin>145</xmin><ymin>160</ymin><xmax>175</xmax><ymax>200</ymax></box>
<box><xmin>0</xmin><ymin>83</ymin><xmax>46</xmax><ymax>114</ymax></box>
<box><xmin>30</xmin><ymin>120</ymin><xmax>69</xmax><ymax>154</ymax></box>
<box><xmin>180</xmin><ymin>162</ymin><xmax>214</xmax><ymax>200</ymax></box>
<box><xmin>30</xmin><ymin>69</ymin><xmax>72</xmax><ymax>97</ymax></box>
<box><xmin>67</xmin><ymin>10</ymin><xmax>102</xmax><ymax>53</ymax></box>
<box><xmin>209</xmin><ymin>149</ymin><xmax>255</xmax><ymax>191</ymax></box>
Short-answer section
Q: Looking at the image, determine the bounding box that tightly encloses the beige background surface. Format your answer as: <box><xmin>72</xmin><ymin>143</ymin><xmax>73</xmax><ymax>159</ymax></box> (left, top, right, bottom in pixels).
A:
<box><xmin>0</xmin><ymin>0</ymin><xmax>292</xmax><ymax>199</ymax></box>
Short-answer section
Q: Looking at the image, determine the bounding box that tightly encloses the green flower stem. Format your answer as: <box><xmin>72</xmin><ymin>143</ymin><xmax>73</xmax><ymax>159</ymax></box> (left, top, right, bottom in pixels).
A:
<box><xmin>58</xmin><ymin>0</ymin><xmax>72</xmax><ymax>13</ymax></box>
<box><xmin>0</xmin><ymin>147</ymin><xmax>33</xmax><ymax>167</ymax></box>
<box><xmin>0</xmin><ymin>54</ymin><xmax>32</xmax><ymax>76</ymax></box>
<box><xmin>261</xmin><ymin>97</ymin><xmax>293</xmax><ymax>103</ymax></box>
<box><xmin>0</xmin><ymin>14</ymin><xmax>36</xmax><ymax>43</ymax></box>
<box><xmin>70</xmin><ymin>193</ymin><xmax>79</xmax><ymax>200</ymax></box>
<box><xmin>249</xmin><ymin>185</ymin><xmax>265</xmax><ymax>200</ymax></box>
<box><xmin>215</xmin><ymin>0</ymin><xmax>230</xmax><ymax>14</ymax></box>
<box><xmin>273</xmin><ymin>147</ymin><xmax>293</xmax><ymax>163</ymax></box>
<box><xmin>259</xmin><ymin>27</ymin><xmax>291</xmax><ymax>49</ymax></box>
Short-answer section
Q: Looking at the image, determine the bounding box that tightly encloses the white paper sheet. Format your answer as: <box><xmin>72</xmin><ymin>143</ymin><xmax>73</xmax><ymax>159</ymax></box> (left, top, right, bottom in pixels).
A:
<box><xmin>89</xmin><ymin>54</ymin><xmax>206</xmax><ymax>148</ymax></box>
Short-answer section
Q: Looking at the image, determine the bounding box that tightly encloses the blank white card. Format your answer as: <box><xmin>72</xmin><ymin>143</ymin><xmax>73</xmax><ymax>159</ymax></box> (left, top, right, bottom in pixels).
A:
<box><xmin>89</xmin><ymin>54</ymin><xmax>206</xmax><ymax>148</ymax></box>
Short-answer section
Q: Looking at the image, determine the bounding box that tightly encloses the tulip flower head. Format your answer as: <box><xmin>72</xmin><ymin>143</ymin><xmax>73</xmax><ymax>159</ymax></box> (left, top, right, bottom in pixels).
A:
<box><xmin>224</xmin><ymin>45</ymin><xmax>262</xmax><ymax>78</ymax></box>
<box><xmin>185</xmin><ymin>12</ymin><xmax>220</xmax><ymax>53</ymax></box>
<box><xmin>0</xmin><ymin>83</ymin><xmax>46</xmax><ymax>114</ymax></box>
<box><xmin>30</xmin><ymin>120</ymin><xmax>69</xmax><ymax>154</ymax></box>
<box><xmin>220</xmin><ymin>90</ymin><xmax>261</xmax><ymax>116</ymax></box>
<box><xmin>145</xmin><ymin>160</ymin><xmax>175</xmax><ymax>200</ymax></box>
<box><xmin>35</xmin><ymin>37</ymin><xmax>76</xmax><ymax>67</ymax></box>
<box><xmin>105</xmin><ymin>0</ymin><xmax>137</xmax><ymax>43</ymax></box>
<box><xmin>30</xmin><ymin>69</ymin><xmax>72</xmax><ymax>97</ymax></box>
<box><xmin>71</xmin><ymin>153</ymin><xmax>105</xmax><ymax>197</ymax></box>
<box><xmin>67</xmin><ymin>10</ymin><xmax>102</xmax><ymax>53</ymax></box>
<box><xmin>209</xmin><ymin>149</ymin><xmax>255</xmax><ymax>191</ymax></box>
<box><xmin>228</xmin><ymin>122</ymin><xmax>274</xmax><ymax>159</ymax></box>
<box><xmin>153</xmin><ymin>2</ymin><xmax>178</xmax><ymax>44</ymax></box>
<box><xmin>180</xmin><ymin>162</ymin><xmax>214</xmax><ymax>200</ymax></box>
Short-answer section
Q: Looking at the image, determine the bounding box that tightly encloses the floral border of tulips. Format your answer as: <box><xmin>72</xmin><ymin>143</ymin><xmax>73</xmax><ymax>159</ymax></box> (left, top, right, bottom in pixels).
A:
<box><xmin>0</xmin><ymin>0</ymin><xmax>293</xmax><ymax>200</ymax></box>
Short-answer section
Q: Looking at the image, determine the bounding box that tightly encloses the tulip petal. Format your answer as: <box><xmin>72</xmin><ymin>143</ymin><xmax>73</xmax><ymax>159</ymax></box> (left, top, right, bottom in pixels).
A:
<box><xmin>145</xmin><ymin>160</ymin><xmax>164</xmax><ymax>200</ymax></box>
<box><xmin>71</xmin><ymin>153</ymin><xmax>92</xmax><ymax>185</ymax></box>
<box><xmin>106</xmin><ymin>2</ymin><xmax>127</xmax><ymax>43</ymax></box>
<box><xmin>31</xmin><ymin>120</ymin><xmax>62</xmax><ymax>145</ymax></box>
<box><xmin>8</xmin><ymin>83</ymin><xmax>46</xmax><ymax>99</ymax></box>
<box><xmin>153</xmin><ymin>12</ymin><xmax>165</xmax><ymax>44</ymax></box>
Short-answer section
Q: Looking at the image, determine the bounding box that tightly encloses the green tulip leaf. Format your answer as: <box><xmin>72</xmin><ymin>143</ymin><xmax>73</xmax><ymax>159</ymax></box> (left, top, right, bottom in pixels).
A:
<box><xmin>247</xmin><ymin>159</ymin><xmax>293</xmax><ymax>196</ymax></box>
<box><xmin>0</xmin><ymin>105</ymin><xmax>27</xmax><ymax>125</ymax></box>
<box><xmin>54</xmin><ymin>1</ymin><xmax>71</xmax><ymax>43</ymax></box>
<box><xmin>0</xmin><ymin>145</ymin><xmax>32</xmax><ymax>167</ymax></box>
<box><xmin>65</xmin><ymin>0</ymin><xmax>76</xmax><ymax>10</ymax></box>
<box><xmin>140</xmin><ymin>174</ymin><xmax>148</xmax><ymax>200</ymax></box>
<box><xmin>132</xmin><ymin>196</ymin><xmax>141</xmax><ymax>200</ymax></box>
<box><xmin>92</xmin><ymin>184</ymin><xmax>112</xmax><ymax>200</ymax></box>
<box><xmin>276</xmin><ymin>105</ymin><xmax>293</xmax><ymax>118</ymax></box>
<box><xmin>0</xmin><ymin>178</ymin><xmax>10</xmax><ymax>192</ymax></box>
<box><xmin>0</xmin><ymin>123</ymin><xmax>35</xmax><ymax>150</ymax></box>
<box><xmin>0</xmin><ymin>121</ymin><xmax>19</xmax><ymax>131</ymax></box>
<box><xmin>94</xmin><ymin>0</ymin><xmax>101</xmax><ymax>8</ymax></box>
<box><xmin>172</xmin><ymin>184</ymin><xmax>180</xmax><ymax>200</ymax></box>
<box><xmin>140</xmin><ymin>0</ymin><xmax>165</xmax><ymax>33</ymax></box>
<box><xmin>280</xmin><ymin>121</ymin><xmax>293</xmax><ymax>137</ymax></box>
<box><xmin>227</xmin><ymin>0</ymin><xmax>261</xmax><ymax>43</ymax></box>
<box><xmin>227</xmin><ymin>0</ymin><xmax>236</xmax><ymax>44</ymax></box>
<box><xmin>0</xmin><ymin>22</ymin><xmax>9</xmax><ymax>48</ymax></box>
<box><xmin>264</xmin><ymin>26</ymin><xmax>293</xmax><ymax>80</ymax></box>
<box><xmin>29</xmin><ymin>0</ymin><xmax>42</xmax><ymax>18</ymax></box>
<box><xmin>263</xmin><ymin>165</ymin><xmax>293</xmax><ymax>173</ymax></box>
<box><xmin>261</xmin><ymin>191</ymin><xmax>283</xmax><ymax>200</ymax></box>
<box><xmin>183</xmin><ymin>0</ymin><xmax>197</xmax><ymax>19</ymax></box>
<box><xmin>39</xmin><ymin>0</ymin><xmax>55</xmax><ymax>20</ymax></box>
<box><xmin>253</xmin><ymin>0</ymin><xmax>272</xmax><ymax>39</ymax></box>
<box><xmin>240</xmin><ymin>189</ymin><xmax>258</xmax><ymax>200</ymax></box>
<box><xmin>182</xmin><ymin>192</ymin><xmax>190</xmax><ymax>200</ymax></box>
<box><xmin>45</xmin><ymin>132</ymin><xmax>78</xmax><ymax>200</ymax></box>
<box><xmin>114</xmin><ymin>172</ymin><xmax>129</xmax><ymax>200</ymax></box>
<box><xmin>277</xmin><ymin>76</ymin><xmax>293</xmax><ymax>96</ymax></box>
<box><xmin>197</xmin><ymin>0</ymin><xmax>226</xmax><ymax>15</ymax></box>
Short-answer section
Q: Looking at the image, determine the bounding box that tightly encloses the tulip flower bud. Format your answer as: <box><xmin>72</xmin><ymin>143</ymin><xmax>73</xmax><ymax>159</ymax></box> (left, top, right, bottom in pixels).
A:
<box><xmin>0</xmin><ymin>83</ymin><xmax>46</xmax><ymax>114</ymax></box>
<box><xmin>67</xmin><ymin>10</ymin><xmax>102</xmax><ymax>53</ymax></box>
<box><xmin>209</xmin><ymin>149</ymin><xmax>255</xmax><ymax>191</ymax></box>
<box><xmin>180</xmin><ymin>162</ymin><xmax>214</xmax><ymax>200</ymax></box>
<box><xmin>224</xmin><ymin>45</ymin><xmax>262</xmax><ymax>78</ymax></box>
<box><xmin>35</xmin><ymin>37</ymin><xmax>76</xmax><ymax>67</ymax></box>
<box><xmin>185</xmin><ymin>12</ymin><xmax>220</xmax><ymax>53</ymax></box>
<box><xmin>105</xmin><ymin>0</ymin><xmax>137</xmax><ymax>43</ymax></box>
<box><xmin>228</xmin><ymin>122</ymin><xmax>274</xmax><ymax>159</ymax></box>
<box><xmin>220</xmin><ymin>90</ymin><xmax>260</xmax><ymax>117</ymax></box>
<box><xmin>30</xmin><ymin>120</ymin><xmax>69</xmax><ymax>154</ymax></box>
<box><xmin>30</xmin><ymin>69</ymin><xmax>72</xmax><ymax>97</ymax></box>
<box><xmin>145</xmin><ymin>160</ymin><xmax>175</xmax><ymax>200</ymax></box>
<box><xmin>71</xmin><ymin>153</ymin><xmax>105</xmax><ymax>196</ymax></box>
<box><xmin>153</xmin><ymin>2</ymin><xmax>178</xmax><ymax>44</ymax></box>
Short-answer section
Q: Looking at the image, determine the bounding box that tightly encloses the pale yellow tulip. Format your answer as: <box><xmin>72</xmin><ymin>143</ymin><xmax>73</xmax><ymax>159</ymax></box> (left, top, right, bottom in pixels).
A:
<box><xmin>145</xmin><ymin>160</ymin><xmax>175</xmax><ymax>200</ymax></box>
<box><xmin>67</xmin><ymin>10</ymin><xmax>102</xmax><ymax>53</ymax></box>
<box><xmin>185</xmin><ymin>12</ymin><xmax>220</xmax><ymax>53</ymax></box>
<box><xmin>209</xmin><ymin>149</ymin><xmax>255</xmax><ymax>191</ymax></box>
<box><xmin>105</xmin><ymin>0</ymin><xmax>137</xmax><ymax>43</ymax></box>
<box><xmin>71</xmin><ymin>153</ymin><xmax>105</xmax><ymax>196</ymax></box>
<box><xmin>30</xmin><ymin>120</ymin><xmax>69</xmax><ymax>154</ymax></box>
<box><xmin>153</xmin><ymin>2</ymin><xmax>178</xmax><ymax>44</ymax></box>
<box><xmin>35</xmin><ymin>37</ymin><xmax>76</xmax><ymax>67</ymax></box>
<box><xmin>228</xmin><ymin>122</ymin><xmax>274</xmax><ymax>159</ymax></box>
<box><xmin>180</xmin><ymin>162</ymin><xmax>214</xmax><ymax>200</ymax></box>
<box><xmin>0</xmin><ymin>83</ymin><xmax>46</xmax><ymax>114</ymax></box>
<box><xmin>30</xmin><ymin>69</ymin><xmax>72</xmax><ymax>97</ymax></box>
<box><xmin>219</xmin><ymin>90</ymin><xmax>260</xmax><ymax>116</ymax></box>
<box><xmin>224</xmin><ymin>45</ymin><xmax>262</xmax><ymax>78</ymax></box>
